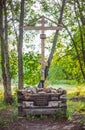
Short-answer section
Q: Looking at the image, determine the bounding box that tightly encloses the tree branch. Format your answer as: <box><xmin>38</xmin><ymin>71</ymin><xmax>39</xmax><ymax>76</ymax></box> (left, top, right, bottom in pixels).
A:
<box><xmin>62</xmin><ymin>23</ymin><xmax>85</xmax><ymax>79</ymax></box>
<box><xmin>9</xmin><ymin>0</ymin><xmax>19</xmax><ymax>42</ymax></box>
<box><xmin>74</xmin><ymin>0</ymin><xmax>85</xmax><ymax>64</ymax></box>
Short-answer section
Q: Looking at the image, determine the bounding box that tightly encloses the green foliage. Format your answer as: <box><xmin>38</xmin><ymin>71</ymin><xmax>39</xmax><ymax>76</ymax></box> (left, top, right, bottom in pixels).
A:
<box><xmin>67</xmin><ymin>83</ymin><xmax>85</xmax><ymax>119</ymax></box>
<box><xmin>9</xmin><ymin>50</ymin><xmax>41</xmax><ymax>85</ymax></box>
<box><xmin>48</xmin><ymin>51</ymin><xmax>82</xmax><ymax>83</ymax></box>
<box><xmin>67</xmin><ymin>100</ymin><xmax>85</xmax><ymax>115</ymax></box>
<box><xmin>12</xmin><ymin>96</ymin><xmax>18</xmax><ymax>107</ymax></box>
<box><xmin>0</xmin><ymin>118</ymin><xmax>10</xmax><ymax>127</ymax></box>
<box><xmin>23</xmin><ymin>52</ymin><xmax>41</xmax><ymax>85</ymax></box>
<box><xmin>9</xmin><ymin>49</ymin><xmax>18</xmax><ymax>80</ymax></box>
<box><xmin>11</xmin><ymin>112</ymin><xmax>18</xmax><ymax>120</ymax></box>
<box><xmin>26</xmin><ymin>115</ymin><xmax>47</xmax><ymax>121</ymax></box>
<box><xmin>47</xmin><ymin>28</ymin><xmax>84</xmax><ymax>83</ymax></box>
<box><xmin>0</xmin><ymin>99</ymin><xmax>7</xmax><ymax>110</ymax></box>
<box><xmin>0</xmin><ymin>97</ymin><xmax>18</xmax><ymax>110</ymax></box>
<box><xmin>26</xmin><ymin>114</ymin><xmax>64</xmax><ymax>121</ymax></box>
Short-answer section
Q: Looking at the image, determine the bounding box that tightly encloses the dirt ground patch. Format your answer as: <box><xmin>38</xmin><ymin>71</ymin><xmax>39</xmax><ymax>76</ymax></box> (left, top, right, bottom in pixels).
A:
<box><xmin>0</xmin><ymin>109</ymin><xmax>84</xmax><ymax>130</ymax></box>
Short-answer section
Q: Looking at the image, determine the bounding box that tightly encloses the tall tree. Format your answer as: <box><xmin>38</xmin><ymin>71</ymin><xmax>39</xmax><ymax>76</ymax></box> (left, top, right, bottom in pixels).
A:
<box><xmin>0</xmin><ymin>0</ymin><xmax>13</xmax><ymax>104</ymax></box>
<box><xmin>18</xmin><ymin>0</ymin><xmax>25</xmax><ymax>89</ymax></box>
<box><xmin>4</xmin><ymin>0</ymin><xmax>12</xmax><ymax>96</ymax></box>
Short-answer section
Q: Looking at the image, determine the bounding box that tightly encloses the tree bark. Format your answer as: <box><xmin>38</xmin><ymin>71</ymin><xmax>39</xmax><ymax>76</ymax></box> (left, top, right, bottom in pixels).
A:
<box><xmin>4</xmin><ymin>0</ymin><xmax>12</xmax><ymax>95</ymax></box>
<box><xmin>9</xmin><ymin>0</ymin><xmax>18</xmax><ymax>42</ymax></box>
<box><xmin>0</xmin><ymin>0</ymin><xmax>13</xmax><ymax>104</ymax></box>
<box><xmin>38</xmin><ymin>0</ymin><xmax>66</xmax><ymax>87</ymax></box>
<box><xmin>18</xmin><ymin>0</ymin><xmax>25</xmax><ymax>89</ymax></box>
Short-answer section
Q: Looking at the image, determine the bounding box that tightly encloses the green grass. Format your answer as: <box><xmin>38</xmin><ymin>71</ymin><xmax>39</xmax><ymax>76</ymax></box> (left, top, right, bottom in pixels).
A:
<box><xmin>0</xmin><ymin>84</ymin><xmax>3</xmax><ymax>91</ymax></box>
<box><xmin>0</xmin><ymin>118</ymin><xmax>10</xmax><ymax>127</ymax></box>
<box><xmin>48</xmin><ymin>80</ymin><xmax>77</xmax><ymax>85</ymax></box>
<box><xmin>67</xmin><ymin>100</ymin><xmax>85</xmax><ymax>120</ymax></box>
<box><xmin>0</xmin><ymin>96</ymin><xmax>18</xmax><ymax>126</ymax></box>
<box><xmin>0</xmin><ymin>96</ymin><xmax>18</xmax><ymax>110</ymax></box>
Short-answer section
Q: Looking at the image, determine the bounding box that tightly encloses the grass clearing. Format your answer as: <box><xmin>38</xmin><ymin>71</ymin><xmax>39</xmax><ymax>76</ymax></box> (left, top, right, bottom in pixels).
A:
<box><xmin>67</xmin><ymin>100</ymin><xmax>85</xmax><ymax>121</ymax></box>
<box><xmin>49</xmin><ymin>80</ymin><xmax>77</xmax><ymax>85</ymax></box>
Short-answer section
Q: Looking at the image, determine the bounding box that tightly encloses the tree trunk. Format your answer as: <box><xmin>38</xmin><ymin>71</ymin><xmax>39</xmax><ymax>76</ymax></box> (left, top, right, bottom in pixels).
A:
<box><xmin>9</xmin><ymin>0</ymin><xmax>18</xmax><ymax>42</ymax></box>
<box><xmin>0</xmin><ymin>0</ymin><xmax>13</xmax><ymax>104</ymax></box>
<box><xmin>18</xmin><ymin>0</ymin><xmax>25</xmax><ymax>89</ymax></box>
<box><xmin>38</xmin><ymin>0</ymin><xmax>66</xmax><ymax>87</ymax></box>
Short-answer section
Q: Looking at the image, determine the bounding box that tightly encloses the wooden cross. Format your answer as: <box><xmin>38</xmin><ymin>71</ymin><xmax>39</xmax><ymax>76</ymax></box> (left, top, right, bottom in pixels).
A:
<box><xmin>24</xmin><ymin>16</ymin><xmax>63</xmax><ymax>88</ymax></box>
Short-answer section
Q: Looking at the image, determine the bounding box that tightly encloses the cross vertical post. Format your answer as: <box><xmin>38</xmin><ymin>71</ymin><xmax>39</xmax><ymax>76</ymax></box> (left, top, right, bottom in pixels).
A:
<box><xmin>24</xmin><ymin>15</ymin><xmax>63</xmax><ymax>88</ymax></box>
<box><xmin>39</xmin><ymin>16</ymin><xmax>47</xmax><ymax>87</ymax></box>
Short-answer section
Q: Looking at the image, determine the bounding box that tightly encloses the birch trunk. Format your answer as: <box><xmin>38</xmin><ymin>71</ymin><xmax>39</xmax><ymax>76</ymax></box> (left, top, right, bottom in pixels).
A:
<box><xmin>18</xmin><ymin>0</ymin><xmax>25</xmax><ymax>89</ymax></box>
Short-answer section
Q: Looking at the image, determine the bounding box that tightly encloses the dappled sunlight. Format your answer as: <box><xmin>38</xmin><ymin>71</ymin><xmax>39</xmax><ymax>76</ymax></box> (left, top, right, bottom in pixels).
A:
<box><xmin>0</xmin><ymin>91</ymin><xmax>4</xmax><ymax>99</ymax></box>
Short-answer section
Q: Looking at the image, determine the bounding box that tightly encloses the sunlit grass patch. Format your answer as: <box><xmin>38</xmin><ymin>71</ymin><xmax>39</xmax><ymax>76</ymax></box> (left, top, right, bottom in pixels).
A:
<box><xmin>67</xmin><ymin>84</ymin><xmax>85</xmax><ymax>97</ymax></box>
<box><xmin>76</xmin><ymin>84</ymin><xmax>85</xmax><ymax>96</ymax></box>
<box><xmin>0</xmin><ymin>90</ymin><xmax>18</xmax><ymax>110</ymax></box>
<box><xmin>49</xmin><ymin>80</ymin><xmax>77</xmax><ymax>85</ymax></box>
<box><xmin>67</xmin><ymin>100</ymin><xmax>85</xmax><ymax>112</ymax></box>
<box><xmin>67</xmin><ymin>100</ymin><xmax>85</xmax><ymax>120</ymax></box>
<box><xmin>0</xmin><ymin>91</ymin><xmax>4</xmax><ymax>99</ymax></box>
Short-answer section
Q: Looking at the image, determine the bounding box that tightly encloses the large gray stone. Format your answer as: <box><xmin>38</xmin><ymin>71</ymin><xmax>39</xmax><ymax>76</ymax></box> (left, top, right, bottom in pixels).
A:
<box><xmin>48</xmin><ymin>101</ymin><xmax>59</xmax><ymax>107</ymax></box>
<box><xmin>23</xmin><ymin>101</ymin><xmax>34</xmax><ymax>108</ymax></box>
<box><xmin>23</xmin><ymin>108</ymin><xmax>65</xmax><ymax>115</ymax></box>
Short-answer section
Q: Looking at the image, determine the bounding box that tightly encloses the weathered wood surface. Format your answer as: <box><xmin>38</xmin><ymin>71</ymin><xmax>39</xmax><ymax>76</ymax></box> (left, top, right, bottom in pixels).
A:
<box><xmin>24</xmin><ymin>26</ymin><xmax>63</xmax><ymax>30</ymax></box>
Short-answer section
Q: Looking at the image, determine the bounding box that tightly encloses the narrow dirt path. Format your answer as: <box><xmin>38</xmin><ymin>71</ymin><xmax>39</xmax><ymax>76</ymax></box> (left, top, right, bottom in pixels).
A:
<box><xmin>0</xmin><ymin>109</ymin><xmax>84</xmax><ymax>130</ymax></box>
<box><xmin>0</xmin><ymin>118</ymin><xmax>83</xmax><ymax>130</ymax></box>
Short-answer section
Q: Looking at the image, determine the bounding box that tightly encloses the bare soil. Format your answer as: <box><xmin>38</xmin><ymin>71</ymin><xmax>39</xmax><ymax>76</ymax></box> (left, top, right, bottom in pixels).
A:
<box><xmin>0</xmin><ymin>109</ymin><xmax>84</xmax><ymax>130</ymax></box>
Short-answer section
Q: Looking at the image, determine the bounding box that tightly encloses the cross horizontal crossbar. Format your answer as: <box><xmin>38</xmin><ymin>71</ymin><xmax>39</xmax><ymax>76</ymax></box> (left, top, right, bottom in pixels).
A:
<box><xmin>24</xmin><ymin>26</ymin><xmax>62</xmax><ymax>30</ymax></box>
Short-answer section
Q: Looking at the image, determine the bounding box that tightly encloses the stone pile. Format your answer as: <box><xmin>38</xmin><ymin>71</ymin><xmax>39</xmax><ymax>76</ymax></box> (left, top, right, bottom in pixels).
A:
<box><xmin>18</xmin><ymin>87</ymin><xmax>67</xmax><ymax>117</ymax></box>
